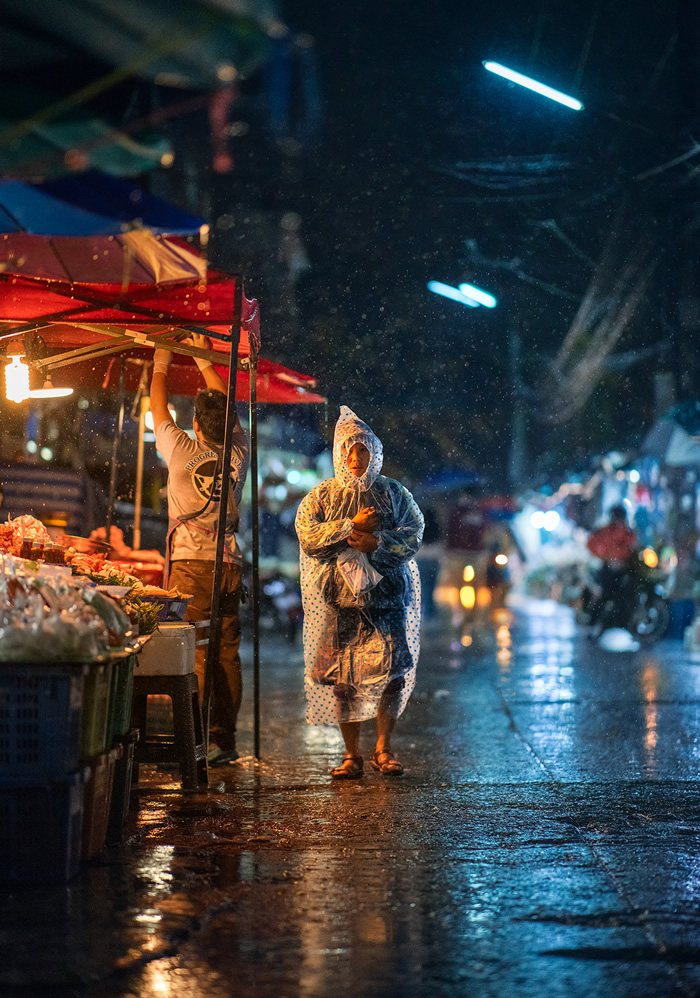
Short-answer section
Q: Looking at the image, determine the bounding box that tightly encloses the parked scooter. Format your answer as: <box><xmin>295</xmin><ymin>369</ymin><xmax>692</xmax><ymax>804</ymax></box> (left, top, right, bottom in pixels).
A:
<box><xmin>582</xmin><ymin>554</ymin><xmax>670</xmax><ymax>642</ymax></box>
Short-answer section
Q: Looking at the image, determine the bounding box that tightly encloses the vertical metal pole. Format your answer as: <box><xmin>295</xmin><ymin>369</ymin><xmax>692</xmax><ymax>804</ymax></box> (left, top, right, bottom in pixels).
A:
<box><xmin>105</xmin><ymin>357</ymin><xmax>125</xmax><ymax>538</ymax></box>
<box><xmin>133</xmin><ymin>395</ymin><xmax>148</xmax><ymax>550</ymax></box>
<box><xmin>203</xmin><ymin>283</ymin><xmax>242</xmax><ymax>751</ymax></box>
<box><xmin>508</xmin><ymin>324</ymin><xmax>526</xmax><ymax>490</ymax></box>
<box><xmin>249</xmin><ymin>347</ymin><xmax>260</xmax><ymax>759</ymax></box>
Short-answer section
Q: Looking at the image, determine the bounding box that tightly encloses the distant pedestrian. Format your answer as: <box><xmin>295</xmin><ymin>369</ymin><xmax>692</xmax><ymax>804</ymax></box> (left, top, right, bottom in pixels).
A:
<box><xmin>586</xmin><ymin>503</ymin><xmax>638</xmax><ymax>624</ymax></box>
<box><xmin>295</xmin><ymin>406</ymin><xmax>424</xmax><ymax>778</ymax></box>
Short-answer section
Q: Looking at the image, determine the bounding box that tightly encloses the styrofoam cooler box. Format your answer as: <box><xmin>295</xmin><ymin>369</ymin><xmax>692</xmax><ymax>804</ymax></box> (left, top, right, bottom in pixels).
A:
<box><xmin>137</xmin><ymin>623</ymin><xmax>196</xmax><ymax>675</ymax></box>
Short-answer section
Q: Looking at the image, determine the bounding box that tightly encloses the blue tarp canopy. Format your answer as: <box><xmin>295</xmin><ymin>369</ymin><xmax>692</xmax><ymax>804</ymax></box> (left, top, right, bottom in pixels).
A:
<box><xmin>37</xmin><ymin>172</ymin><xmax>204</xmax><ymax>235</ymax></box>
<box><xmin>0</xmin><ymin>177</ymin><xmax>203</xmax><ymax>236</ymax></box>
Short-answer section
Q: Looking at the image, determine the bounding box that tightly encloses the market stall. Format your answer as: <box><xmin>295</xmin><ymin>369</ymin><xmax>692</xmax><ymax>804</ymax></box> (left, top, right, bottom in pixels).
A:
<box><xmin>0</xmin><ymin>230</ymin><xmax>324</xmax><ymax>761</ymax></box>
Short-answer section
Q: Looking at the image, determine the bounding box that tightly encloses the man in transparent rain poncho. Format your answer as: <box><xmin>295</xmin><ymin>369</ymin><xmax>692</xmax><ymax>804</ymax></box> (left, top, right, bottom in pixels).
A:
<box><xmin>295</xmin><ymin>406</ymin><xmax>424</xmax><ymax>778</ymax></box>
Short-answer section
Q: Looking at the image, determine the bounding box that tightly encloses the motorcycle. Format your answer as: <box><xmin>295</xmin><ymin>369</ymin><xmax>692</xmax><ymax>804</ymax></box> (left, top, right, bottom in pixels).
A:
<box><xmin>582</xmin><ymin>555</ymin><xmax>670</xmax><ymax>643</ymax></box>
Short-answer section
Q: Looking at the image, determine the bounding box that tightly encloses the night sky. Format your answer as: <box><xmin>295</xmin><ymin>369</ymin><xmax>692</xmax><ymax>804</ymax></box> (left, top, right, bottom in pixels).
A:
<box><xmin>250</xmin><ymin>0</ymin><xmax>695</xmax><ymax>490</ymax></box>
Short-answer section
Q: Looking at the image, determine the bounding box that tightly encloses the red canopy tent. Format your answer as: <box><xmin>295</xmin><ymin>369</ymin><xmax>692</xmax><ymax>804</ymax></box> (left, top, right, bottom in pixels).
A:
<box><xmin>0</xmin><ymin>231</ymin><xmax>324</xmax><ymax>760</ymax></box>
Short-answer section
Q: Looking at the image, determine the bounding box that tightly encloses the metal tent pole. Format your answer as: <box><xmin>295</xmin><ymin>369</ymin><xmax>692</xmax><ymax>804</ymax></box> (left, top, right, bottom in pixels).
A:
<box><xmin>132</xmin><ymin>364</ymin><xmax>151</xmax><ymax>549</ymax></box>
<box><xmin>104</xmin><ymin>356</ymin><xmax>125</xmax><ymax>538</ymax></box>
<box><xmin>249</xmin><ymin>347</ymin><xmax>260</xmax><ymax>759</ymax></box>
<box><xmin>202</xmin><ymin>283</ymin><xmax>242</xmax><ymax>760</ymax></box>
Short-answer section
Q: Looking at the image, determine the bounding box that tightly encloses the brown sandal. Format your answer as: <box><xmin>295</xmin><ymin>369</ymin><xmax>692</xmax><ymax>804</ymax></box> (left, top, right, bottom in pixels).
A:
<box><xmin>371</xmin><ymin>749</ymin><xmax>404</xmax><ymax>776</ymax></box>
<box><xmin>330</xmin><ymin>754</ymin><xmax>364</xmax><ymax>779</ymax></box>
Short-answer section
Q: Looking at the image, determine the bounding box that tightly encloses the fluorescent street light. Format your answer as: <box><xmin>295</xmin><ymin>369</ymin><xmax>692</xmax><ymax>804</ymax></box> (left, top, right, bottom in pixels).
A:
<box><xmin>483</xmin><ymin>61</ymin><xmax>583</xmax><ymax>111</ymax></box>
<box><xmin>458</xmin><ymin>283</ymin><xmax>497</xmax><ymax>308</ymax></box>
<box><xmin>427</xmin><ymin>281</ymin><xmax>479</xmax><ymax>307</ymax></box>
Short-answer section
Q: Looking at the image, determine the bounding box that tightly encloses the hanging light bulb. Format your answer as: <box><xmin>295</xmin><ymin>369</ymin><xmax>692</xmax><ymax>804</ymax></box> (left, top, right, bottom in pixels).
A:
<box><xmin>4</xmin><ymin>341</ymin><xmax>30</xmax><ymax>403</ymax></box>
<box><xmin>29</xmin><ymin>375</ymin><xmax>74</xmax><ymax>399</ymax></box>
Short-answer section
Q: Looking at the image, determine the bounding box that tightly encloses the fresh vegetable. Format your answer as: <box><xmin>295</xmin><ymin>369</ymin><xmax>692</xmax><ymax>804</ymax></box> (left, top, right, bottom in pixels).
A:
<box><xmin>125</xmin><ymin>596</ymin><xmax>162</xmax><ymax>635</ymax></box>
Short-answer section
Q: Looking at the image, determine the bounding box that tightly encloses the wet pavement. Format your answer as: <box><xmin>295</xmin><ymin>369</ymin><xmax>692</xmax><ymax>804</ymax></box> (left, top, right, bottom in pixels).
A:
<box><xmin>4</xmin><ymin>596</ymin><xmax>700</xmax><ymax>998</ymax></box>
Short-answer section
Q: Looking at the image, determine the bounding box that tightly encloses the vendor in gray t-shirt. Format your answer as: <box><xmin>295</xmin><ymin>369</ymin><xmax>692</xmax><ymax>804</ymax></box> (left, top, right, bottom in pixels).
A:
<box><xmin>151</xmin><ymin>334</ymin><xmax>249</xmax><ymax>766</ymax></box>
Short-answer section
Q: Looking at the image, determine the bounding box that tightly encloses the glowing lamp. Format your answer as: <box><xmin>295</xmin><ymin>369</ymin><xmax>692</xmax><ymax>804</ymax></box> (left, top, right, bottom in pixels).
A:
<box><xmin>29</xmin><ymin>376</ymin><xmax>74</xmax><ymax>399</ymax></box>
<box><xmin>4</xmin><ymin>342</ymin><xmax>30</xmax><ymax>403</ymax></box>
<box><xmin>458</xmin><ymin>283</ymin><xmax>497</xmax><ymax>308</ymax></box>
<box><xmin>460</xmin><ymin>585</ymin><xmax>476</xmax><ymax>609</ymax></box>
<box><xmin>483</xmin><ymin>61</ymin><xmax>583</xmax><ymax>111</ymax></box>
<box><xmin>427</xmin><ymin>281</ymin><xmax>479</xmax><ymax>307</ymax></box>
<box><xmin>643</xmin><ymin>548</ymin><xmax>659</xmax><ymax>569</ymax></box>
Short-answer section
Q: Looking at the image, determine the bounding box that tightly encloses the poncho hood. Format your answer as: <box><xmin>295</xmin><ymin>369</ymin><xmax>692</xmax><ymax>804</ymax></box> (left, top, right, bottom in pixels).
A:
<box><xmin>333</xmin><ymin>405</ymin><xmax>383</xmax><ymax>492</ymax></box>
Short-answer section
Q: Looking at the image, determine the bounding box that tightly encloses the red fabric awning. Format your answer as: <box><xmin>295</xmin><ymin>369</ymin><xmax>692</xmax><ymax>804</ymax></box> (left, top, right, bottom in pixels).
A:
<box><xmin>0</xmin><ymin>233</ymin><xmax>322</xmax><ymax>402</ymax></box>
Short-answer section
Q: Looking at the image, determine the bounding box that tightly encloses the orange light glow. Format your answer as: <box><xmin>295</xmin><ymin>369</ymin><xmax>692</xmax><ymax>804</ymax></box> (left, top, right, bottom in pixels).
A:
<box><xmin>476</xmin><ymin>586</ymin><xmax>492</xmax><ymax>608</ymax></box>
<box><xmin>642</xmin><ymin>547</ymin><xmax>658</xmax><ymax>568</ymax></box>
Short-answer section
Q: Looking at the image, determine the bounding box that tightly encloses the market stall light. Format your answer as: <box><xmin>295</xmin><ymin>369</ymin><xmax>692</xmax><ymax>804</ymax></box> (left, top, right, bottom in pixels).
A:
<box><xmin>4</xmin><ymin>341</ymin><xmax>30</xmax><ymax>403</ymax></box>
<box><xmin>482</xmin><ymin>61</ymin><xmax>584</xmax><ymax>111</ymax></box>
<box><xmin>29</xmin><ymin>376</ymin><xmax>74</xmax><ymax>399</ymax></box>
<box><xmin>458</xmin><ymin>283</ymin><xmax>497</xmax><ymax>308</ymax></box>
<box><xmin>427</xmin><ymin>281</ymin><xmax>479</xmax><ymax>307</ymax></box>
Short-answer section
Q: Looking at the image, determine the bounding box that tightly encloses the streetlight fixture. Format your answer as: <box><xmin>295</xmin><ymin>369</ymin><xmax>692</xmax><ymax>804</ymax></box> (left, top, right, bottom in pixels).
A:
<box><xmin>458</xmin><ymin>282</ymin><xmax>497</xmax><ymax>308</ymax></box>
<box><xmin>482</xmin><ymin>61</ymin><xmax>583</xmax><ymax>111</ymax></box>
<box><xmin>427</xmin><ymin>281</ymin><xmax>479</xmax><ymax>307</ymax></box>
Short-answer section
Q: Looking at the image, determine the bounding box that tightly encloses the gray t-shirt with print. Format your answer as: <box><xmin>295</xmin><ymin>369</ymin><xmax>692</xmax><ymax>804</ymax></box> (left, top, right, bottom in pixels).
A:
<box><xmin>156</xmin><ymin>418</ymin><xmax>249</xmax><ymax>563</ymax></box>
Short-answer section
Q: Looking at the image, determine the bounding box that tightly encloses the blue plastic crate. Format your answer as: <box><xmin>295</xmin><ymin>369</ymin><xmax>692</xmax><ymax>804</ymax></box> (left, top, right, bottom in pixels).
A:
<box><xmin>82</xmin><ymin>745</ymin><xmax>120</xmax><ymax>859</ymax></box>
<box><xmin>0</xmin><ymin>664</ymin><xmax>87</xmax><ymax>783</ymax></box>
<box><xmin>81</xmin><ymin>661</ymin><xmax>113</xmax><ymax>759</ymax></box>
<box><xmin>106</xmin><ymin>653</ymin><xmax>136</xmax><ymax>745</ymax></box>
<box><xmin>0</xmin><ymin>770</ymin><xmax>86</xmax><ymax>883</ymax></box>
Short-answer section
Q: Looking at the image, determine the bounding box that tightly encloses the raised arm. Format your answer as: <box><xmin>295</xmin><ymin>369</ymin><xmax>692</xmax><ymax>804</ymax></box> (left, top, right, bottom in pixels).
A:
<box><xmin>188</xmin><ymin>333</ymin><xmax>228</xmax><ymax>394</ymax></box>
<box><xmin>150</xmin><ymin>347</ymin><xmax>175</xmax><ymax>429</ymax></box>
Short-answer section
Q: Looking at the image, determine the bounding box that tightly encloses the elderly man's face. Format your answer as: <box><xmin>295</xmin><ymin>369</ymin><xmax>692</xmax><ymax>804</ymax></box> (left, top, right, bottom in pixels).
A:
<box><xmin>346</xmin><ymin>441</ymin><xmax>370</xmax><ymax>477</ymax></box>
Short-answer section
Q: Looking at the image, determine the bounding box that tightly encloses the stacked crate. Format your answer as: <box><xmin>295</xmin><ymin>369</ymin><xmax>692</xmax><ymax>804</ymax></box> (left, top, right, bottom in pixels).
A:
<box><xmin>0</xmin><ymin>652</ymin><xmax>138</xmax><ymax>883</ymax></box>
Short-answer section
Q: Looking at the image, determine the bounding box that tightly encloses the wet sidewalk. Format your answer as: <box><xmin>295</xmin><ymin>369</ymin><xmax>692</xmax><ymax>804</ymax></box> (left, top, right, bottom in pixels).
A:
<box><xmin>4</xmin><ymin>598</ymin><xmax>700</xmax><ymax>998</ymax></box>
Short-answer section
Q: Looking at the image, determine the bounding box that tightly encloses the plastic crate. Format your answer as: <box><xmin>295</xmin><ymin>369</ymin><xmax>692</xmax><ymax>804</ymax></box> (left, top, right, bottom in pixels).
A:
<box><xmin>0</xmin><ymin>770</ymin><xmax>86</xmax><ymax>883</ymax></box>
<box><xmin>0</xmin><ymin>664</ymin><xmax>87</xmax><ymax>783</ymax></box>
<box><xmin>136</xmin><ymin>594</ymin><xmax>192</xmax><ymax>621</ymax></box>
<box><xmin>81</xmin><ymin>661</ymin><xmax>113</xmax><ymax>759</ymax></box>
<box><xmin>82</xmin><ymin>744</ymin><xmax>120</xmax><ymax>859</ymax></box>
<box><xmin>107</xmin><ymin>727</ymin><xmax>139</xmax><ymax>842</ymax></box>
<box><xmin>106</xmin><ymin>653</ymin><xmax>136</xmax><ymax>745</ymax></box>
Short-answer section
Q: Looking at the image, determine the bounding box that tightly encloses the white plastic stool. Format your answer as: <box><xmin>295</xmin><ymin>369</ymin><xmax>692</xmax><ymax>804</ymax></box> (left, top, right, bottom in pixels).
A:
<box><xmin>131</xmin><ymin>622</ymin><xmax>210</xmax><ymax>788</ymax></box>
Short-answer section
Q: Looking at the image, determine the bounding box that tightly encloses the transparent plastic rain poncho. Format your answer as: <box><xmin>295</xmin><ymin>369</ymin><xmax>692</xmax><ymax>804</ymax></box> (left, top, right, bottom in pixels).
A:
<box><xmin>295</xmin><ymin>406</ymin><xmax>424</xmax><ymax>725</ymax></box>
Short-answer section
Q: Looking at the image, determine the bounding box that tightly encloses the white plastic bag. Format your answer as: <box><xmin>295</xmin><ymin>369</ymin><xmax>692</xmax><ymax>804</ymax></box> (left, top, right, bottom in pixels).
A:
<box><xmin>336</xmin><ymin>547</ymin><xmax>383</xmax><ymax>597</ymax></box>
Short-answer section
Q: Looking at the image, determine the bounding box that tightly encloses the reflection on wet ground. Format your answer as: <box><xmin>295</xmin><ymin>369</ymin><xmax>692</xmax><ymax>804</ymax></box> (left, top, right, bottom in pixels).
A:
<box><xmin>4</xmin><ymin>598</ymin><xmax>700</xmax><ymax>998</ymax></box>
